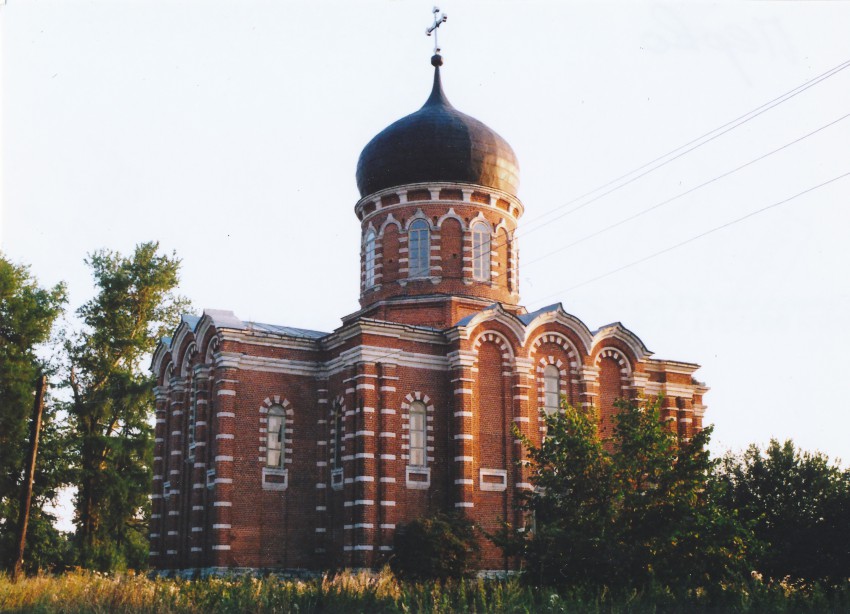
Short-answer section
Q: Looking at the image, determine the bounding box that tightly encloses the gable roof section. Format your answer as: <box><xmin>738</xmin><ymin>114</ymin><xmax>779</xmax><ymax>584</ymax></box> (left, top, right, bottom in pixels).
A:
<box><xmin>452</xmin><ymin>303</ymin><xmax>526</xmax><ymax>345</ymax></box>
<box><xmin>592</xmin><ymin>321</ymin><xmax>652</xmax><ymax>361</ymax></box>
<box><xmin>520</xmin><ymin>303</ymin><xmax>594</xmax><ymax>354</ymax></box>
<box><xmin>248</xmin><ymin>322</ymin><xmax>327</xmax><ymax>339</ymax></box>
<box><xmin>151</xmin><ymin>309</ymin><xmax>330</xmax><ymax>376</ymax></box>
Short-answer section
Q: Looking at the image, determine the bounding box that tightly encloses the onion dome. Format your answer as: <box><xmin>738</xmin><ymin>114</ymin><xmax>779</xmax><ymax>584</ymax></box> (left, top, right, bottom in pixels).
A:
<box><xmin>356</xmin><ymin>54</ymin><xmax>520</xmax><ymax>198</ymax></box>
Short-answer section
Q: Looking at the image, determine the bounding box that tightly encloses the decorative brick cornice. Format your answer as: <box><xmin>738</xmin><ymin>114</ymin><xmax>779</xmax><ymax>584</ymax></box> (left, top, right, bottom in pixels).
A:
<box><xmin>354</xmin><ymin>181</ymin><xmax>525</xmax><ymax>224</ymax></box>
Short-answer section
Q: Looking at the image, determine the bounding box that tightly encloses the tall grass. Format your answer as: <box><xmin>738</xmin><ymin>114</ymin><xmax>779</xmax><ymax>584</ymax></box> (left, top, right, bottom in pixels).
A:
<box><xmin>2</xmin><ymin>569</ymin><xmax>850</xmax><ymax>613</ymax></box>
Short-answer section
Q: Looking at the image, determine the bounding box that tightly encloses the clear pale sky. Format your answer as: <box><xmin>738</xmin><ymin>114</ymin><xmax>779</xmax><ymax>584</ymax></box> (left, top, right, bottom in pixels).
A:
<box><xmin>3</xmin><ymin>1</ymin><xmax>850</xmax><ymax>525</ymax></box>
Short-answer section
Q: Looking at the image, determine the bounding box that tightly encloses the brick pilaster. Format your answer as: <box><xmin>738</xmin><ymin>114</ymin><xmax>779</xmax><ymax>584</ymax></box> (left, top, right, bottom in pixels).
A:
<box><xmin>580</xmin><ymin>365</ymin><xmax>600</xmax><ymax>413</ymax></box>
<box><xmin>341</xmin><ymin>364</ymin><xmax>357</xmax><ymax>567</ymax></box>
<box><xmin>347</xmin><ymin>362</ymin><xmax>378</xmax><ymax>566</ymax></box>
<box><xmin>449</xmin><ymin>349</ymin><xmax>476</xmax><ymax>514</ymax></box>
<box><xmin>164</xmin><ymin>378</ymin><xmax>186</xmax><ymax>568</ymax></box>
<box><xmin>150</xmin><ymin>386</ymin><xmax>169</xmax><ymax>569</ymax></box>
<box><xmin>677</xmin><ymin>397</ymin><xmax>694</xmax><ymax>439</ymax></box>
<box><xmin>511</xmin><ymin>358</ymin><xmax>535</xmax><ymax>534</ymax></box>
<box><xmin>630</xmin><ymin>370</ymin><xmax>649</xmax><ymax>400</ymax></box>
<box><xmin>661</xmin><ymin>395</ymin><xmax>679</xmax><ymax>432</ymax></box>
<box><xmin>314</xmin><ymin>382</ymin><xmax>330</xmax><ymax>563</ymax></box>
<box><xmin>210</xmin><ymin>365</ymin><xmax>239</xmax><ymax>568</ymax></box>
<box><xmin>188</xmin><ymin>366</ymin><xmax>210</xmax><ymax>569</ymax></box>
<box><xmin>376</xmin><ymin>362</ymin><xmax>399</xmax><ymax>561</ymax></box>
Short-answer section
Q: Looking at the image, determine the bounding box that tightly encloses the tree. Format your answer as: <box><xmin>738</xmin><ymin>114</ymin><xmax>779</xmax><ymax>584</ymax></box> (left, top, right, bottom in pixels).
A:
<box><xmin>512</xmin><ymin>397</ymin><xmax>750</xmax><ymax>594</ymax></box>
<box><xmin>716</xmin><ymin>439</ymin><xmax>850</xmax><ymax>583</ymax></box>
<box><xmin>0</xmin><ymin>254</ymin><xmax>68</xmax><ymax>572</ymax></box>
<box><xmin>391</xmin><ymin>512</ymin><xmax>480</xmax><ymax>580</ymax></box>
<box><xmin>65</xmin><ymin>242</ymin><xmax>188</xmax><ymax>571</ymax></box>
<box><xmin>507</xmin><ymin>402</ymin><xmax>613</xmax><ymax>587</ymax></box>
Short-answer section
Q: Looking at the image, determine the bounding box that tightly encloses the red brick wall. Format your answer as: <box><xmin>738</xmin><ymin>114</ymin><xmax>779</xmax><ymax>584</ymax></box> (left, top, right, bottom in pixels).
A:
<box><xmin>381</xmin><ymin>224</ymin><xmax>400</xmax><ymax>285</ymax></box>
<box><xmin>477</xmin><ymin>341</ymin><xmax>505</xmax><ymax>469</ymax></box>
<box><xmin>441</xmin><ymin>217</ymin><xmax>463</xmax><ymax>281</ymax></box>
<box><xmin>357</xmin><ymin>185</ymin><xmax>521</xmax><ymax>321</ymax></box>
<box><xmin>598</xmin><ymin>357</ymin><xmax>623</xmax><ymax>440</ymax></box>
<box><xmin>474</xmin><ymin>340</ymin><xmax>510</xmax><ymax>569</ymax></box>
<box><xmin>150</xmin><ymin>307</ymin><xmax>706</xmax><ymax>575</ymax></box>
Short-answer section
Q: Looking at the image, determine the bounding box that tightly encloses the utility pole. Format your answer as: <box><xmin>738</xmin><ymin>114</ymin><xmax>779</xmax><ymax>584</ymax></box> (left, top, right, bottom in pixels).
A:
<box><xmin>12</xmin><ymin>375</ymin><xmax>47</xmax><ymax>582</ymax></box>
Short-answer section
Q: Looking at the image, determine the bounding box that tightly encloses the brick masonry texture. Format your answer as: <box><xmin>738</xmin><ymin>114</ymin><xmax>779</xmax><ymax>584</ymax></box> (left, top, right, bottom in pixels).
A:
<box><xmin>149</xmin><ymin>179</ymin><xmax>707</xmax><ymax>575</ymax></box>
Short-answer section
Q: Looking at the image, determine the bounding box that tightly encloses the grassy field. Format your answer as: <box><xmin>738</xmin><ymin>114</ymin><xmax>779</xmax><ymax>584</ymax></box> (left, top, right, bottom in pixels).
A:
<box><xmin>2</xmin><ymin>569</ymin><xmax>850</xmax><ymax>613</ymax></box>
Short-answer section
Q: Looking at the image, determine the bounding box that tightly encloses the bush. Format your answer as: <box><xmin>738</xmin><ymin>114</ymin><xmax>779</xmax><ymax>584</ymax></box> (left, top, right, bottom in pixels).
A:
<box><xmin>512</xmin><ymin>397</ymin><xmax>751</xmax><ymax>593</ymax></box>
<box><xmin>390</xmin><ymin>512</ymin><xmax>480</xmax><ymax>580</ymax></box>
<box><xmin>716</xmin><ymin>439</ymin><xmax>850</xmax><ymax>583</ymax></box>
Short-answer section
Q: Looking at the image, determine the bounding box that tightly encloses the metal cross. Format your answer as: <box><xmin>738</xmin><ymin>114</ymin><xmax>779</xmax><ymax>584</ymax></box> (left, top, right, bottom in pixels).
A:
<box><xmin>425</xmin><ymin>6</ymin><xmax>448</xmax><ymax>55</ymax></box>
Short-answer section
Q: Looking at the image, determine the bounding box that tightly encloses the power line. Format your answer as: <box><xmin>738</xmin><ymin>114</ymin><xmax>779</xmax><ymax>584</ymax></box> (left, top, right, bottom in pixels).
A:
<box><xmin>525</xmin><ymin>170</ymin><xmax>850</xmax><ymax>309</ymax></box>
<box><xmin>358</xmin><ymin>59</ymin><xmax>850</xmax><ymax>357</ymax></box>
<box><xmin>476</xmin><ymin>56</ymin><xmax>850</xmax><ymax>259</ymax></box>
<box><xmin>361</xmin><ymin>170</ymin><xmax>849</xmax><ymax>363</ymax></box>
<box><xmin>524</xmin><ymin>112</ymin><xmax>850</xmax><ymax>267</ymax></box>
<box><xmin>513</xmin><ymin>56</ymin><xmax>850</xmax><ymax>237</ymax></box>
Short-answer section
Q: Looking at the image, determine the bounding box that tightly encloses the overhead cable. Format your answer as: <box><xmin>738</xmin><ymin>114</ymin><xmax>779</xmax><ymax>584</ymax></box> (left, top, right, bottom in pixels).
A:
<box><xmin>525</xmin><ymin>170</ymin><xmax>850</xmax><ymax>308</ymax></box>
<box><xmin>515</xmin><ymin>57</ymin><xmax>850</xmax><ymax>237</ymax></box>
<box><xmin>524</xmin><ymin>111</ymin><xmax>850</xmax><ymax>267</ymax></box>
<box><xmin>477</xmin><ymin>57</ymin><xmax>850</xmax><ymax>259</ymax></box>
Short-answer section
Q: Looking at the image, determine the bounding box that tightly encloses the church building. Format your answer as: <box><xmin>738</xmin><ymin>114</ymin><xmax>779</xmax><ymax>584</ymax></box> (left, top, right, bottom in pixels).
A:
<box><xmin>149</xmin><ymin>49</ymin><xmax>707</xmax><ymax>575</ymax></box>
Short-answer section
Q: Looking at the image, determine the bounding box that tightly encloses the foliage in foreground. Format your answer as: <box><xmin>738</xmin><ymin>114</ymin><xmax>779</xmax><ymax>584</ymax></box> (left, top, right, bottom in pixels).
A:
<box><xmin>65</xmin><ymin>242</ymin><xmax>189</xmax><ymax>571</ymax></box>
<box><xmin>3</xmin><ymin>569</ymin><xmax>850</xmax><ymax>614</ymax></box>
<box><xmin>390</xmin><ymin>512</ymin><xmax>480</xmax><ymax>580</ymax></box>
<box><xmin>0</xmin><ymin>254</ymin><xmax>68</xmax><ymax>573</ymax></box>
<box><xmin>507</xmin><ymin>397</ymin><xmax>750</xmax><ymax>594</ymax></box>
<box><xmin>716</xmin><ymin>439</ymin><xmax>850</xmax><ymax>583</ymax></box>
<box><xmin>2</xmin><ymin>243</ymin><xmax>189</xmax><ymax>574</ymax></box>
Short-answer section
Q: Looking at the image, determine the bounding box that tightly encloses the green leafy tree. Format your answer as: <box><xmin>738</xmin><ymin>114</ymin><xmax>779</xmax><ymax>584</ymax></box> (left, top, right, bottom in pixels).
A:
<box><xmin>391</xmin><ymin>512</ymin><xmax>480</xmax><ymax>580</ymax></box>
<box><xmin>716</xmin><ymin>439</ymin><xmax>850</xmax><ymax>583</ymax></box>
<box><xmin>512</xmin><ymin>397</ymin><xmax>750</xmax><ymax>594</ymax></box>
<box><xmin>0</xmin><ymin>254</ymin><xmax>68</xmax><ymax>572</ymax></box>
<box><xmin>65</xmin><ymin>242</ymin><xmax>188</xmax><ymax>571</ymax></box>
<box><xmin>509</xmin><ymin>403</ymin><xmax>613</xmax><ymax>587</ymax></box>
<box><xmin>606</xmin><ymin>398</ymin><xmax>749</xmax><ymax>592</ymax></box>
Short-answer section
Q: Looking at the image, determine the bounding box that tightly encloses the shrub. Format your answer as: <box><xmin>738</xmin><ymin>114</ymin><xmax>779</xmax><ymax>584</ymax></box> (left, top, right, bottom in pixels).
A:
<box><xmin>512</xmin><ymin>397</ymin><xmax>751</xmax><ymax>593</ymax></box>
<box><xmin>390</xmin><ymin>512</ymin><xmax>480</xmax><ymax>580</ymax></box>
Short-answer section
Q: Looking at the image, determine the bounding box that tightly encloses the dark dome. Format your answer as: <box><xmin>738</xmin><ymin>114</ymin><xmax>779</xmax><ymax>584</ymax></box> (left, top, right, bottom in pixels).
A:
<box><xmin>356</xmin><ymin>60</ymin><xmax>520</xmax><ymax>198</ymax></box>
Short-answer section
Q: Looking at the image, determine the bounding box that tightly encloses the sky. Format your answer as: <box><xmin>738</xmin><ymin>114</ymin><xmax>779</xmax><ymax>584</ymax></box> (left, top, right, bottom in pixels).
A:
<box><xmin>2</xmin><ymin>1</ymin><xmax>850</xmax><ymax>527</ymax></box>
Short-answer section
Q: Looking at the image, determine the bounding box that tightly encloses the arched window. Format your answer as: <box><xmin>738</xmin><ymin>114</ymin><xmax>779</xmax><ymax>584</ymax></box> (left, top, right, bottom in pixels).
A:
<box><xmin>266</xmin><ymin>405</ymin><xmax>285</xmax><ymax>467</ymax></box>
<box><xmin>409</xmin><ymin>401</ymin><xmax>427</xmax><ymax>467</ymax></box>
<box><xmin>543</xmin><ymin>364</ymin><xmax>560</xmax><ymax>415</ymax></box>
<box><xmin>408</xmin><ymin>219</ymin><xmax>430</xmax><ymax>277</ymax></box>
<box><xmin>472</xmin><ymin>222</ymin><xmax>491</xmax><ymax>281</ymax></box>
<box><xmin>364</xmin><ymin>230</ymin><xmax>376</xmax><ymax>288</ymax></box>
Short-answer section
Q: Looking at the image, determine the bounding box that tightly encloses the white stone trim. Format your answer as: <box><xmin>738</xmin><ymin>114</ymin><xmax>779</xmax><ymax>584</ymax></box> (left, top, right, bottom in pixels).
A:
<box><xmin>480</xmin><ymin>468</ymin><xmax>508</xmax><ymax>492</ymax></box>
<box><xmin>405</xmin><ymin>466</ymin><xmax>431</xmax><ymax>490</ymax></box>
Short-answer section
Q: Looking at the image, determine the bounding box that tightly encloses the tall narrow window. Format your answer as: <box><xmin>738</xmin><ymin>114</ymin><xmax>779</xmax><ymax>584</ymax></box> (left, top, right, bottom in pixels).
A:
<box><xmin>472</xmin><ymin>222</ymin><xmax>491</xmax><ymax>281</ymax></box>
<box><xmin>543</xmin><ymin>365</ymin><xmax>560</xmax><ymax>415</ymax></box>
<box><xmin>364</xmin><ymin>230</ymin><xmax>376</xmax><ymax>288</ymax></box>
<box><xmin>409</xmin><ymin>401</ymin><xmax>427</xmax><ymax>466</ymax></box>
<box><xmin>266</xmin><ymin>405</ymin><xmax>285</xmax><ymax>467</ymax></box>
<box><xmin>408</xmin><ymin>219</ymin><xmax>430</xmax><ymax>277</ymax></box>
